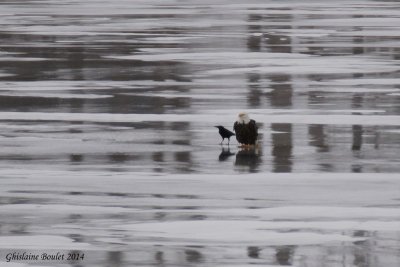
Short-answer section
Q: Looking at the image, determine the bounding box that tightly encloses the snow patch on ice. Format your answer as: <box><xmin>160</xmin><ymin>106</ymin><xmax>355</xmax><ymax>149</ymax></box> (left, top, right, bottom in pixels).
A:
<box><xmin>0</xmin><ymin>204</ymin><xmax>131</xmax><ymax>215</ymax></box>
<box><xmin>118</xmin><ymin>220</ymin><xmax>367</xmax><ymax>246</ymax></box>
<box><xmin>0</xmin><ymin>57</ymin><xmax>52</xmax><ymax>62</ymax></box>
<box><xmin>120</xmin><ymin>92</ymin><xmax>243</xmax><ymax>100</ymax></box>
<box><xmin>0</xmin><ymin>235</ymin><xmax>92</xmax><ymax>249</ymax></box>
<box><xmin>0</xmin><ymin>92</ymin><xmax>113</xmax><ymax>99</ymax></box>
<box><xmin>304</xmin><ymin>87</ymin><xmax>400</xmax><ymax>94</ymax></box>
<box><xmin>0</xmin><ymin>73</ymin><xmax>15</xmax><ymax>78</ymax></box>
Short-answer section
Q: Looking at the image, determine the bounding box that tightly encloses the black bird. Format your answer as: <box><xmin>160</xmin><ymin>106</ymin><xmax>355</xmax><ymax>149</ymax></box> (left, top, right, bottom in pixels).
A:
<box><xmin>215</xmin><ymin>126</ymin><xmax>235</xmax><ymax>145</ymax></box>
<box><xmin>233</xmin><ymin>112</ymin><xmax>258</xmax><ymax>146</ymax></box>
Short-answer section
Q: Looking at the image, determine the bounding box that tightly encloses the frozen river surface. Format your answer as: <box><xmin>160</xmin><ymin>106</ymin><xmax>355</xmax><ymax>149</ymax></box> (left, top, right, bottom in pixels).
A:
<box><xmin>0</xmin><ymin>0</ymin><xmax>399</xmax><ymax>266</ymax></box>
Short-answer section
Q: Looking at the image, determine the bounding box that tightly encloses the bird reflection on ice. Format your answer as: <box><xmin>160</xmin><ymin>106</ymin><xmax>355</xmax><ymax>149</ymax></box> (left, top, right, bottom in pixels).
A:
<box><xmin>218</xmin><ymin>146</ymin><xmax>235</xmax><ymax>162</ymax></box>
<box><xmin>235</xmin><ymin>145</ymin><xmax>262</xmax><ymax>173</ymax></box>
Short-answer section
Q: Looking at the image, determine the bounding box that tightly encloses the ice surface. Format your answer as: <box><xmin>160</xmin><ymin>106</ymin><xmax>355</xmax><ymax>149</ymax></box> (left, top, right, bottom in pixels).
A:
<box><xmin>0</xmin><ymin>81</ymin><xmax>143</xmax><ymax>91</ymax></box>
<box><xmin>0</xmin><ymin>93</ymin><xmax>113</xmax><ymax>99</ymax></box>
<box><xmin>118</xmin><ymin>220</ymin><xmax>367</xmax><ymax>245</ymax></box>
<box><xmin>0</xmin><ymin>57</ymin><xmax>51</xmax><ymax>62</ymax></box>
<box><xmin>121</xmin><ymin>92</ymin><xmax>243</xmax><ymax>100</ymax></box>
<box><xmin>0</xmin><ymin>169</ymin><xmax>399</xmax><ymax>252</ymax></box>
<box><xmin>0</xmin><ymin>262</ymin><xmax>44</xmax><ymax>267</ymax></box>
<box><xmin>0</xmin><ymin>204</ymin><xmax>131</xmax><ymax>215</ymax></box>
<box><xmin>0</xmin><ymin>235</ymin><xmax>92</xmax><ymax>249</ymax></box>
<box><xmin>0</xmin><ymin>112</ymin><xmax>399</xmax><ymax>126</ymax></box>
<box><xmin>0</xmin><ymin>73</ymin><xmax>14</xmax><ymax>78</ymax></box>
<box><xmin>106</xmin><ymin>52</ymin><xmax>399</xmax><ymax>76</ymax></box>
<box><xmin>1</xmin><ymin>0</ymin><xmax>400</xmax><ymax>266</ymax></box>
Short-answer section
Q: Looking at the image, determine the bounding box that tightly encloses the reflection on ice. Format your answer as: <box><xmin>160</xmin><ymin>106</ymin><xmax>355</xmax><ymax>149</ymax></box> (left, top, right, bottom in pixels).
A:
<box><xmin>218</xmin><ymin>147</ymin><xmax>235</xmax><ymax>162</ymax></box>
<box><xmin>235</xmin><ymin>146</ymin><xmax>262</xmax><ymax>173</ymax></box>
<box><xmin>0</xmin><ymin>116</ymin><xmax>398</xmax><ymax>174</ymax></box>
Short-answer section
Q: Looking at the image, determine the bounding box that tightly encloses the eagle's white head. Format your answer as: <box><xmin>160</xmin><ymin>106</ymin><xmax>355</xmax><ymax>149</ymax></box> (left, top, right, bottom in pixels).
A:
<box><xmin>236</xmin><ymin>112</ymin><xmax>250</xmax><ymax>124</ymax></box>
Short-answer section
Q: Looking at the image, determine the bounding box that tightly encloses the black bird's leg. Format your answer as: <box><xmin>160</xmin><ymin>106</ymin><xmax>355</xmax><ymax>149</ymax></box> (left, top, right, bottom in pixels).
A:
<box><xmin>220</xmin><ymin>138</ymin><xmax>224</xmax><ymax>145</ymax></box>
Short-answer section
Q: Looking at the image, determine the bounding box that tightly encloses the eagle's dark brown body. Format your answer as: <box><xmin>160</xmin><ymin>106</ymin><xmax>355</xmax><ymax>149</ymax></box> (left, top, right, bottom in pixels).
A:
<box><xmin>233</xmin><ymin>119</ymin><xmax>258</xmax><ymax>145</ymax></box>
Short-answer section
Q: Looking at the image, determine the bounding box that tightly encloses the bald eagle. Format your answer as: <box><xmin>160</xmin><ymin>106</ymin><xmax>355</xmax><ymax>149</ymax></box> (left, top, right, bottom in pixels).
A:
<box><xmin>233</xmin><ymin>112</ymin><xmax>258</xmax><ymax>146</ymax></box>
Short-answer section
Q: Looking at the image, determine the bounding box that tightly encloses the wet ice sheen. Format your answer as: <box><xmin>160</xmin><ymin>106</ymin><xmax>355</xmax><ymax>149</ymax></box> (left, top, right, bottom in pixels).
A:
<box><xmin>0</xmin><ymin>235</ymin><xmax>91</xmax><ymax>250</ymax></box>
<box><xmin>1</xmin><ymin>170</ymin><xmax>400</xmax><ymax>266</ymax></box>
<box><xmin>0</xmin><ymin>0</ymin><xmax>400</xmax><ymax>266</ymax></box>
